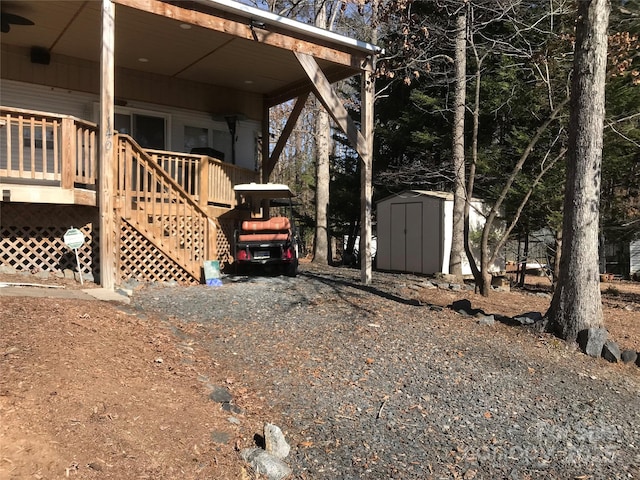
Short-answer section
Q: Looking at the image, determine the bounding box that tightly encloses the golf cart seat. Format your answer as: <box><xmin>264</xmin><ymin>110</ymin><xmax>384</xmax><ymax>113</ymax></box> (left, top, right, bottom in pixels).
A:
<box><xmin>237</xmin><ymin>216</ymin><xmax>291</xmax><ymax>242</ymax></box>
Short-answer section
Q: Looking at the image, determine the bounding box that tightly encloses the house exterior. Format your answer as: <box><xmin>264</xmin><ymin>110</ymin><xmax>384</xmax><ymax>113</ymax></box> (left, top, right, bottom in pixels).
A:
<box><xmin>1</xmin><ymin>0</ymin><xmax>378</xmax><ymax>287</ymax></box>
<box><xmin>376</xmin><ymin>190</ymin><xmax>504</xmax><ymax>276</ymax></box>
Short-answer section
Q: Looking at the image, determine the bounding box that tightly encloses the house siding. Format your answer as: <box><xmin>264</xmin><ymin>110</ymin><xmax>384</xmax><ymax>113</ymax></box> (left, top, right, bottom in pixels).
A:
<box><xmin>1</xmin><ymin>79</ymin><xmax>260</xmax><ymax>171</ymax></box>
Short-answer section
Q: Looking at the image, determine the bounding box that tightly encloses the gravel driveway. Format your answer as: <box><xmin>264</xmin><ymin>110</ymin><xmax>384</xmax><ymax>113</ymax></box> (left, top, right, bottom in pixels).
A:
<box><xmin>130</xmin><ymin>263</ymin><xmax>640</xmax><ymax>479</ymax></box>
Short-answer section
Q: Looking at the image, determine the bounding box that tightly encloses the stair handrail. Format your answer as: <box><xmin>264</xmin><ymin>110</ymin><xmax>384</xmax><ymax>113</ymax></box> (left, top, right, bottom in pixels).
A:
<box><xmin>115</xmin><ymin>134</ymin><xmax>218</xmax><ymax>277</ymax></box>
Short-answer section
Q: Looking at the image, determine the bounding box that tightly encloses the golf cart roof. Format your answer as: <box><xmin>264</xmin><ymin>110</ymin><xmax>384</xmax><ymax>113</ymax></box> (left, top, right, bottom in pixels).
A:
<box><xmin>234</xmin><ymin>183</ymin><xmax>294</xmax><ymax>198</ymax></box>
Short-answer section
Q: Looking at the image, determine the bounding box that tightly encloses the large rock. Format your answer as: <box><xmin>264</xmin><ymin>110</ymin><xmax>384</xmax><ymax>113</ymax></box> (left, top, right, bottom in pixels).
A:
<box><xmin>451</xmin><ymin>299</ymin><xmax>473</xmax><ymax>316</ymax></box>
<box><xmin>621</xmin><ymin>350</ymin><xmax>638</xmax><ymax>365</ymax></box>
<box><xmin>602</xmin><ymin>340</ymin><xmax>621</xmax><ymax>363</ymax></box>
<box><xmin>264</xmin><ymin>423</ymin><xmax>290</xmax><ymax>460</ymax></box>
<box><xmin>477</xmin><ymin>315</ymin><xmax>495</xmax><ymax>326</ymax></box>
<box><xmin>577</xmin><ymin>328</ymin><xmax>608</xmax><ymax>358</ymax></box>
<box><xmin>240</xmin><ymin>448</ymin><xmax>292</xmax><ymax>480</ymax></box>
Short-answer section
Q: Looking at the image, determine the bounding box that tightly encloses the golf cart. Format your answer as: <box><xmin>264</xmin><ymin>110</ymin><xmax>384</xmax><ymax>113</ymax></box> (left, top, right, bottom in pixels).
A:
<box><xmin>233</xmin><ymin>183</ymin><xmax>299</xmax><ymax>276</ymax></box>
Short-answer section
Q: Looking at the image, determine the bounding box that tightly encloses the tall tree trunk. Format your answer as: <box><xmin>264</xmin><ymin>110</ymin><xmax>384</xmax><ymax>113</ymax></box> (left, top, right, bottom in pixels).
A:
<box><xmin>464</xmin><ymin>44</ymin><xmax>484</xmax><ymax>292</ymax></box>
<box><xmin>449</xmin><ymin>11</ymin><xmax>467</xmax><ymax>280</ymax></box>
<box><xmin>313</xmin><ymin>99</ymin><xmax>331</xmax><ymax>264</ymax></box>
<box><xmin>553</xmin><ymin>229</ymin><xmax>562</xmax><ymax>289</ymax></box>
<box><xmin>312</xmin><ymin>2</ymin><xmax>331</xmax><ymax>264</ymax></box>
<box><xmin>546</xmin><ymin>0</ymin><xmax>609</xmax><ymax>343</ymax></box>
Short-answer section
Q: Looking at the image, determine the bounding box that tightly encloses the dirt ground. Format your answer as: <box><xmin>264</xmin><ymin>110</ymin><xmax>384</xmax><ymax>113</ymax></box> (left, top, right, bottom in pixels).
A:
<box><xmin>411</xmin><ymin>274</ymin><xmax>640</xmax><ymax>354</ymax></box>
<box><xmin>1</xmin><ymin>269</ymin><xmax>638</xmax><ymax>479</ymax></box>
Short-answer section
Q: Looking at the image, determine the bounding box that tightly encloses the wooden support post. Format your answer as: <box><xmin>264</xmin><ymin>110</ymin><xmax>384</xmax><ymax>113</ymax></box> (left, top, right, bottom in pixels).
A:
<box><xmin>99</xmin><ymin>0</ymin><xmax>116</xmax><ymax>289</ymax></box>
<box><xmin>294</xmin><ymin>50</ymin><xmax>375</xmax><ymax>284</ymax></box>
<box><xmin>207</xmin><ymin>219</ymin><xmax>217</xmax><ymax>261</ymax></box>
<box><xmin>199</xmin><ymin>157</ymin><xmax>209</xmax><ymax>208</ymax></box>
<box><xmin>360</xmin><ymin>70</ymin><xmax>374</xmax><ymax>285</ymax></box>
<box><xmin>61</xmin><ymin>117</ymin><xmax>75</xmax><ymax>190</ymax></box>
<box><xmin>261</xmin><ymin>101</ymin><xmax>270</xmax><ymax>183</ymax></box>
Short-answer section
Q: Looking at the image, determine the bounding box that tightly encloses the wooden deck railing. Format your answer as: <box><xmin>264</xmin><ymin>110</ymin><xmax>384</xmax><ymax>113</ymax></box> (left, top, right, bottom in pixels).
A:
<box><xmin>146</xmin><ymin>150</ymin><xmax>259</xmax><ymax>207</ymax></box>
<box><xmin>115</xmin><ymin>135</ymin><xmax>218</xmax><ymax>278</ymax></box>
<box><xmin>0</xmin><ymin>106</ymin><xmax>97</xmax><ymax>188</ymax></box>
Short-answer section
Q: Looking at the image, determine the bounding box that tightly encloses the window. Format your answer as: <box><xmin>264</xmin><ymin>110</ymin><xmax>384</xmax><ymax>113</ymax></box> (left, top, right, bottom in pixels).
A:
<box><xmin>115</xmin><ymin>111</ymin><xmax>167</xmax><ymax>150</ymax></box>
<box><xmin>184</xmin><ymin>126</ymin><xmax>209</xmax><ymax>152</ymax></box>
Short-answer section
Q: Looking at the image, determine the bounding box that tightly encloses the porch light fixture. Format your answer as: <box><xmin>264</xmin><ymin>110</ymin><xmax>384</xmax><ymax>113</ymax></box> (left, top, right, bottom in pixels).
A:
<box><xmin>138</xmin><ymin>57</ymin><xmax>149</xmax><ymax>63</ymax></box>
<box><xmin>249</xmin><ymin>20</ymin><xmax>266</xmax><ymax>29</ymax></box>
<box><xmin>179</xmin><ymin>23</ymin><xmax>192</xmax><ymax>30</ymax></box>
<box><xmin>249</xmin><ymin>19</ymin><xmax>266</xmax><ymax>42</ymax></box>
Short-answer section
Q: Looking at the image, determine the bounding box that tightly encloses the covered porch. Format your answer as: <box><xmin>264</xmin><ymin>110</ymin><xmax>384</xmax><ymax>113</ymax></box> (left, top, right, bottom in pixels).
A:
<box><xmin>0</xmin><ymin>0</ymin><xmax>377</xmax><ymax>287</ymax></box>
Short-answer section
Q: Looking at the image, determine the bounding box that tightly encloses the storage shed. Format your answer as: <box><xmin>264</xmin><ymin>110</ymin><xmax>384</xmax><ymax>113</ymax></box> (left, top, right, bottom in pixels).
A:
<box><xmin>376</xmin><ymin>190</ymin><xmax>501</xmax><ymax>275</ymax></box>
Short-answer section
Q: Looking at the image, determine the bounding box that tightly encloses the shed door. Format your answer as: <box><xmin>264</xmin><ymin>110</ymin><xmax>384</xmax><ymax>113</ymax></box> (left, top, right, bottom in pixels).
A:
<box><xmin>390</xmin><ymin>202</ymin><xmax>423</xmax><ymax>273</ymax></box>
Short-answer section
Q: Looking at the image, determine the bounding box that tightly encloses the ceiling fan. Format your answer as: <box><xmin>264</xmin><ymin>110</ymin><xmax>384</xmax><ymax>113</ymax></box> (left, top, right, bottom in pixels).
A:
<box><xmin>1</xmin><ymin>11</ymin><xmax>35</xmax><ymax>33</ymax></box>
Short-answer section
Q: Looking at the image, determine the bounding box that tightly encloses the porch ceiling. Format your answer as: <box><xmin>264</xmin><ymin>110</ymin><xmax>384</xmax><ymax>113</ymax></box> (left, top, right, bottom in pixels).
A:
<box><xmin>0</xmin><ymin>0</ymin><xmax>375</xmax><ymax>105</ymax></box>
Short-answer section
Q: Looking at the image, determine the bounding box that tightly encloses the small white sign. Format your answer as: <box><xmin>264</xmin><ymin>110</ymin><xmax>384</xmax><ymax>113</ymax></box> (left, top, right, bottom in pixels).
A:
<box><xmin>63</xmin><ymin>227</ymin><xmax>85</xmax><ymax>250</ymax></box>
<box><xmin>63</xmin><ymin>227</ymin><xmax>85</xmax><ymax>285</ymax></box>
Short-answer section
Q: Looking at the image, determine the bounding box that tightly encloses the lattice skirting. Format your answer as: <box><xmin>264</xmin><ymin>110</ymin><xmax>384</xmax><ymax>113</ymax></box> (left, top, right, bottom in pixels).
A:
<box><xmin>0</xmin><ymin>203</ymin><xmax>99</xmax><ymax>277</ymax></box>
<box><xmin>217</xmin><ymin>219</ymin><xmax>235</xmax><ymax>269</ymax></box>
<box><xmin>118</xmin><ymin>220</ymin><xmax>199</xmax><ymax>285</ymax></box>
<box><xmin>1</xmin><ymin>202</ymin><xmax>233</xmax><ymax>285</ymax></box>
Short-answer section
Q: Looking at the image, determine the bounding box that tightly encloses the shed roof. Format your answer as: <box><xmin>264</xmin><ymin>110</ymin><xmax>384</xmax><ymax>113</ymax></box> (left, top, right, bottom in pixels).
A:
<box><xmin>377</xmin><ymin>190</ymin><xmax>454</xmax><ymax>204</ymax></box>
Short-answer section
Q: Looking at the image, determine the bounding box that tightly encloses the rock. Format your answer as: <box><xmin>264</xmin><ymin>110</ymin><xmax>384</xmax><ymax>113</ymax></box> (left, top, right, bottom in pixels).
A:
<box><xmin>210</xmin><ymin>430</ymin><xmax>232</xmax><ymax>444</ymax></box>
<box><xmin>116</xmin><ymin>287</ymin><xmax>134</xmax><ymax>297</ymax></box>
<box><xmin>577</xmin><ymin>328</ymin><xmax>608</xmax><ymax>358</ymax></box>
<box><xmin>452</xmin><ymin>299</ymin><xmax>472</xmax><ymax>315</ymax></box>
<box><xmin>240</xmin><ymin>448</ymin><xmax>292</xmax><ymax>480</ymax></box>
<box><xmin>620</xmin><ymin>350</ymin><xmax>638</xmax><ymax>364</ymax></box>
<box><xmin>601</xmin><ymin>340</ymin><xmax>621</xmax><ymax>363</ymax></box>
<box><xmin>0</xmin><ymin>265</ymin><xmax>17</xmax><ymax>275</ymax></box>
<box><xmin>434</xmin><ymin>273</ymin><xmax>460</xmax><ymax>283</ymax></box>
<box><xmin>264</xmin><ymin>423</ymin><xmax>290</xmax><ymax>460</ymax></box>
<box><xmin>222</xmin><ymin>401</ymin><xmax>243</xmax><ymax>414</ymax></box>
<box><xmin>449</xmin><ymin>283</ymin><xmax>462</xmax><ymax>292</ymax></box>
<box><xmin>513</xmin><ymin>312</ymin><xmax>543</xmax><ymax>326</ymax></box>
<box><xmin>63</xmin><ymin>268</ymin><xmax>76</xmax><ymax>280</ymax></box>
<box><xmin>209</xmin><ymin>386</ymin><xmax>232</xmax><ymax>403</ymax></box>
<box><xmin>477</xmin><ymin>315</ymin><xmax>495</xmax><ymax>326</ymax></box>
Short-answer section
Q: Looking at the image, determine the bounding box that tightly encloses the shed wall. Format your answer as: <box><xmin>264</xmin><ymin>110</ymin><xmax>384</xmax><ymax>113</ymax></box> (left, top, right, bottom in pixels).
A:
<box><xmin>377</xmin><ymin>192</ymin><xmax>503</xmax><ymax>276</ymax></box>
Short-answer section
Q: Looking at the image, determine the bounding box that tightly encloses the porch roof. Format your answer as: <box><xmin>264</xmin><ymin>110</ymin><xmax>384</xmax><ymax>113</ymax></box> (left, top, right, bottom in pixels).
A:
<box><xmin>0</xmin><ymin>0</ymin><xmax>378</xmax><ymax>106</ymax></box>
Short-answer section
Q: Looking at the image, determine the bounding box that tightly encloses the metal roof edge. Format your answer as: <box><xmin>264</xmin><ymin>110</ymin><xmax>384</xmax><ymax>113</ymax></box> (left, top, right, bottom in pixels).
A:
<box><xmin>376</xmin><ymin>190</ymin><xmax>486</xmax><ymax>203</ymax></box>
<box><xmin>190</xmin><ymin>0</ymin><xmax>381</xmax><ymax>55</ymax></box>
<box><xmin>376</xmin><ymin>190</ymin><xmax>452</xmax><ymax>203</ymax></box>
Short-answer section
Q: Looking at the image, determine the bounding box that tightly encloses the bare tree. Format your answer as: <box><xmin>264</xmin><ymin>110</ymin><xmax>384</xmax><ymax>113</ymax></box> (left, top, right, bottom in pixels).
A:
<box><xmin>546</xmin><ymin>0</ymin><xmax>610</xmax><ymax>343</ymax></box>
<box><xmin>312</xmin><ymin>0</ymin><xmax>332</xmax><ymax>264</ymax></box>
<box><xmin>449</xmin><ymin>9</ymin><xmax>467</xmax><ymax>280</ymax></box>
